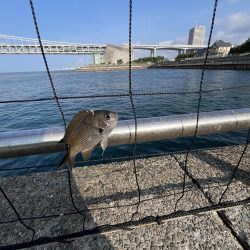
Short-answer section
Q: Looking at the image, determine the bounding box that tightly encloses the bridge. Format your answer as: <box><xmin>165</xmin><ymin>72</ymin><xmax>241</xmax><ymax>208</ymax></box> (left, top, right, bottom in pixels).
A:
<box><xmin>132</xmin><ymin>44</ymin><xmax>207</xmax><ymax>57</ymax></box>
<box><xmin>0</xmin><ymin>34</ymin><xmax>106</xmax><ymax>55</ymax></box>
<box><xmin>0</xmin><ymin>34</ymin><xmax>206</xmax><ymax>57</ymax></box>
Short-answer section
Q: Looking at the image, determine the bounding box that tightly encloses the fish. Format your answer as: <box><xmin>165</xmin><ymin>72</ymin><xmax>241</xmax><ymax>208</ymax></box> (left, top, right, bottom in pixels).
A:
<box><xmin>58</xmin><ymin>110</ymin><xmax>118</xmax><ymax>170</ymax></box>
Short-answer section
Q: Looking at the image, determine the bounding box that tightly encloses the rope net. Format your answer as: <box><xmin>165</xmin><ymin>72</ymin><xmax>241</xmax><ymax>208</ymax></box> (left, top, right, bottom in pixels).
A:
<box><xmin>0</xmin><ymin>0</ymin><xmax>249</xmax><ymax>248</ymax></box>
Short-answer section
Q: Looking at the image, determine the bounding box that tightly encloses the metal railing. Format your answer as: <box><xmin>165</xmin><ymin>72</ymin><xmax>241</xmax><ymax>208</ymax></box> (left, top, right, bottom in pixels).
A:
<box><xmin>1</xmin><ymin>108</ymin><xmax>250</xmax><ymax>159</ymax></box>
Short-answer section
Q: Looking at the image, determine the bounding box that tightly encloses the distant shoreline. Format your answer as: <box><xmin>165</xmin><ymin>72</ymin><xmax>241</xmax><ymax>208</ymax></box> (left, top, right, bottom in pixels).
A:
<box><xmin>76</xmin><ymin>54</ymin><xmax>250</xmax><ymax>72</ymax></box>
<box><xmin>150</xmin><ymin>54</ymin><xmax>250</xmax><ymax>70</ymax></box>
<box><xmin>75</xmin><ymin>64</ymin><xmax>150</xmax><ymax>72</ymax></box>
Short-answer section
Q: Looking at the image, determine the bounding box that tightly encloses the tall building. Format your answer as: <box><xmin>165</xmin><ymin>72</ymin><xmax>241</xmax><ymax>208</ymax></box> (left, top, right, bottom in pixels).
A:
<box><xmin>188</xmin><ymin>26</ymin><xmax>206</xmax><ymax>45</ymax></box>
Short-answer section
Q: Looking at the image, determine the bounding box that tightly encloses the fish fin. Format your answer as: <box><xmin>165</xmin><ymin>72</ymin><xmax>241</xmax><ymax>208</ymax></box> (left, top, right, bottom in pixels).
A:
<box><xmin>100</xmin><ymin>138</ymin><xmax>108</xmax><ymax>156</ymax></box>
<box><xmin>64</xmin><ymin>110</ymin><xmax>92</xmax><ymax>141</ymax></box>
<box><xmin>81</xmin><ymin>148</ymin><xmax>93</xmax><ymax>161</ymax></box>
<box><xmin>57</xmin><ymin>151</ymin><xmax>75</xmax><ymax>171</ymax></box>
<box><xmin>57</xmin><ymin>153</ymin><xmax>68</xmax><ymax>170</ymax></box>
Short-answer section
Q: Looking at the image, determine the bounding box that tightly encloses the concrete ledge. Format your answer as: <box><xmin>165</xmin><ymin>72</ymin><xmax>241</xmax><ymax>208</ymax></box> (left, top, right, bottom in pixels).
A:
<box><xmin>76</xmin><ymin>64</ymin><xmax>149</xmax><ymax>72</ymax></box>
<box><xmin>0</xmin><ymin>146</ymin><xmax>249</xmax><ymax>249</ymax></box>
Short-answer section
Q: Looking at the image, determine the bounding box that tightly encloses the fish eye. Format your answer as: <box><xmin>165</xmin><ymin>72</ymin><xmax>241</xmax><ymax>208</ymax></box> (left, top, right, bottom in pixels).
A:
<box><xmin>105</xmin><ymin>114</ymin><xmax>111</xmax><ymax>120</ymax></box>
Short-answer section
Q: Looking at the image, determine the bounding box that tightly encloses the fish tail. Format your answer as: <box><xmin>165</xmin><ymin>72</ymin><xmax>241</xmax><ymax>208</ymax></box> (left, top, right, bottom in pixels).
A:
<box><xmin>57</xmin><ymin>151</ymin><xmax>75</xmax><ymax>171</ymax></box>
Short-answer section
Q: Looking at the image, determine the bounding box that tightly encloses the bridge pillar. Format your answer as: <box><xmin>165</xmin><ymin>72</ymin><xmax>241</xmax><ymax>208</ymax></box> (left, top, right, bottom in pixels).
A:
<box><xmin>150</xmin><ymin>49</ymin><xmax>154</xmax><ymax>57</ymax></box>
<box><xmin>154</xmin><ymin>48</ymin><xmax>157</xmax><ymax>57</ymax></box>
<box><xmin>178</xmin><ymin>49</ymin><xmax>186</xmax><ymax>55</ymax></box>
<box><xmin>150</xmin><ymin>48</ymin><xmax>157</xmax><ymax>57</ymax></box>
<box><xmin>93</xmin><ymin>52</ymin><xmax>101</xmax><ymax>65</ymax></box>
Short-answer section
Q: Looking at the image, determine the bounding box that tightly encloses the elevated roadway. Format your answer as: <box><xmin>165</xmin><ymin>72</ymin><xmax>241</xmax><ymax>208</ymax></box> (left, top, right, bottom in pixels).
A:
<box><xmin>0</xmin><ymin>34</ymin><xmax>206</xmax><ymax>56</ymax></box>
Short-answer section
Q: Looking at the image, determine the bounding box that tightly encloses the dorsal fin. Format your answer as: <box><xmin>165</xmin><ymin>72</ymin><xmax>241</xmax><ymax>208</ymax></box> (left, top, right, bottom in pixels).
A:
<box><xmin>64</xmin><ymin>110</ymin><xmax>93</xmax><ymax>142</ymax></box>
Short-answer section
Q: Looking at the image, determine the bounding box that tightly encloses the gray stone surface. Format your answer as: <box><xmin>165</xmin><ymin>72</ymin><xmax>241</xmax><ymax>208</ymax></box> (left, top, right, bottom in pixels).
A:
<box><xmin>104</xmin><ymin>44</ymin><xmax>134</xmax><ymax>64</ymax></box>
<box><xmin>224</xmin><ymin>205</ymin><xmax>250</xmax><ymax>246</ymax></box>
<box><xmin>174</xmin><ymin>145</ymin><xmax>250</xmax><ymax>249</ymax></box>
<box><xmin>33</xmin><ymin>214</ymin><xmax>241</xmax><ymax>250</ymax></box>
<box><xmin>0</xmin><ymin>146</ymin><xmax>249</xmax><ymax>249</ymax></box>
<box><xmin>174</xmin><ymin>146</ymin><xmax>250</xmax><ymax>202</ymax></box>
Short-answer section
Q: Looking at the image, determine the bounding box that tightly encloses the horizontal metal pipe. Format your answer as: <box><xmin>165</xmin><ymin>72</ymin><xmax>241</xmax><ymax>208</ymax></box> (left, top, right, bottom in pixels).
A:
<box><xmin>0</xmin><ymin>108</ymin><xmax>250</xmax><ymax>159</ymax></box>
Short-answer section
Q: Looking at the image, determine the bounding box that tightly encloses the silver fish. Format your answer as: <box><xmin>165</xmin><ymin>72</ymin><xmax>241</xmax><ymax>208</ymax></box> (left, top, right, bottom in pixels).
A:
<box><xmin>58</xmin><ymin>110</ymin><xmax>118</xmax><ymax>170</ymax></box>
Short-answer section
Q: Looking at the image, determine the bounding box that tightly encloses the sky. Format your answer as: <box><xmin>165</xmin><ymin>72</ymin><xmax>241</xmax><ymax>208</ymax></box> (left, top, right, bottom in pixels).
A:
<box><xmin>0</xmin><ymin>0</ymin><xmax>250</xmax><ymax>72</ymax></box>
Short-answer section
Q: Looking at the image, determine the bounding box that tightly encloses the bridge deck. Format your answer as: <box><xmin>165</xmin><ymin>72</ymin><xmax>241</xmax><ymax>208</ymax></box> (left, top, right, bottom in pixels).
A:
<box><xmin>0</xmin><ymin>145</ymin><xmax>249</xmax><ymax>249</ymax></box>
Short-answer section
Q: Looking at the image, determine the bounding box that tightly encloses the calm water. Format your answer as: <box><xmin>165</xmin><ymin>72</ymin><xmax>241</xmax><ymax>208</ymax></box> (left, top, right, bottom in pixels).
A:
<box><xmin>1</xmin><ymin>69</ymin><xmax>250</xmax><ymax>176</ymax></box>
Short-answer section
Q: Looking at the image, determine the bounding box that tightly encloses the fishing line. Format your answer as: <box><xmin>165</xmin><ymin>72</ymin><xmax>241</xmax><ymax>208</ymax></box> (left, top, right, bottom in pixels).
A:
<box><xmin>218</xmin><ymin>128</ymin><xmax>250</xmax><ymax>203</ymax></box>
<box><xmin>29</xmin><ymin>0</ymin><xmax>86</xmax><ymax>230</ymax></box>
<box><xmin>0</xmin><ymin>179</ymin><xmax>243</xmax><ymax>226</ymax></box>
<box><xmin>128</xmin><ymin>0</ymin><xmax>141</xmax><ymax>218</ymax></box>
<box><xmin>1</xmin><ymin>85</ymin><xmax>250</xmax><ymax>104</ymax></box>
<box><xmin>174</xmin><ymin>0</ymin><xmax>219</xmax><ymax>212</ymax></box>
<box><xmin>29</xmin><ymin>0</ymin><xmax>67</xmax><ymax>130</ymax></box>
<box><xmin>0</xmin><ymin>184</ymin><xmax>35</xmax><ymax>240</ymax></box>
<box><xmin>1</xmin><ymin>198</ymin><xmax>249</xmax><ymax>249</ymax></box>
<box><xmin>0</xmin><ymin>144</ymin><xmax>247</xmax><ymax>173</ymax></box>
<box><xmin>0</xmin><ymin>189</ymin><xmax>193</xmax><ymax>225</ymax></box>
<box><xmin>0</xmin><ymin>0</ymin><xmax>249</xmax><ymax>247</ymax></box>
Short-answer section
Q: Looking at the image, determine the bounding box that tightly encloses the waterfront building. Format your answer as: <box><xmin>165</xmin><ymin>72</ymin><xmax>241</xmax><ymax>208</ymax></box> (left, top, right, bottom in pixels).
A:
<box><xmin>209</xmin><ymin>40</ymin><xmax>232</xmax><ymax>56</ymax></box>
<box><xmin>188</xmin><ymin>26</ymin><xmax>206</xmax><ymax>45</ymax></box>
<box><xmin>104</xmin><ymin>44</ymin><xmax>134</xmax><ymax>64</ymax></box>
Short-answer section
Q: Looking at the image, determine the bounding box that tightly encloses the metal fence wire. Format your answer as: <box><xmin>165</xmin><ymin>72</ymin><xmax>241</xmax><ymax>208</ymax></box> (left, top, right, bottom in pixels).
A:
<box><xmin>0</xmin><ymin>0</ymin><xmax>250</xmax><ymax>248</ymax></box>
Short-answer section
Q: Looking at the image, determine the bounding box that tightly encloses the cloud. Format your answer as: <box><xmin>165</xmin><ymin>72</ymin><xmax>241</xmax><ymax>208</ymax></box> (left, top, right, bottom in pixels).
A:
<box><xmin>226</xmin><ymin>12</ymin><xmax>250</xmax><ymax>33</ymax></box>
<box><xmin>213</xmin><ymin>12</ymin><xmax>250</xmax><ymax>44</ymax></box>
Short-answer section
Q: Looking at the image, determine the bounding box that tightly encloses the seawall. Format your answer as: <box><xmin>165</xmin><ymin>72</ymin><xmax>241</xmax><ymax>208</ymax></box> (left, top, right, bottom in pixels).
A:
<box><xmin>76</xmin><ymin>64</ymin><xmax>149</xmax><ymax>72</ymax></box>
<box><xmin>151</xmin><ymin>54</ymin><xmax>250</xmax><ymax>70</ymax></box>
<box><xmin>0</xmin><ymin>145</ymin><xmax>249</xmax><ymax>248</ymax></box>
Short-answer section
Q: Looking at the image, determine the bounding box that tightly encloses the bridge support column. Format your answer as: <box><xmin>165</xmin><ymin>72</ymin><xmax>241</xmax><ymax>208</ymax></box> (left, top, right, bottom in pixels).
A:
<box><xmin>93</xmin><ymin>52</ymin><xmax>101</xmax><ymax>65</ymax></box>
<box><xmin>150</xmin><ymin>49</ymin><xmax>154</xmax><ymax>57</ymax></box>
<box><xmin>153</xmin><ymin>48</ymin><xmax>157</xmax><ymax>57</ymax></box>
<box><xmin>178</xmin><ymin>49</ymin><xmax>186</xmax><ymax>55</ymax></box>
<box><xmin>150</xmin><ymin>48</ymin><xmax>157</xmax><ymax>57</ymax></box>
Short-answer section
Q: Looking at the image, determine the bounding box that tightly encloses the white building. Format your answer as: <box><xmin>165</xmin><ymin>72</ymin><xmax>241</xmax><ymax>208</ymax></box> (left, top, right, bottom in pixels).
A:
<box><xmin>209</xmin><ymin>40</ymin><xmax>232</xmax><ymax>56</ymax></box>
<box><xmin>188</xmin><ymin>26</ymin><xmax>206</xmax><ymax>45</ymax></box>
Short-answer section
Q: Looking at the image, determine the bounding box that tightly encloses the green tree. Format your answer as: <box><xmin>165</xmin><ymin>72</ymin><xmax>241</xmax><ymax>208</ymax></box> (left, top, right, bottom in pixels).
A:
<box><xmin>175</xmin><ymin>51</ymin><xmax>195</xmax><ymax>61</ymax></box>
<box><xmin>133</xmin><ymin>56</ymin><xmax>167</xmax><ymax>64</ymax></box>
<box><xmin>229</xmin><ymin>38</ymin><xmax>250</xmax><ymax>55</ymax></box>
<box><xmin>117</xmin><ymin>59</ymin><xmax>123</xmax><ymax>64</ymax></box>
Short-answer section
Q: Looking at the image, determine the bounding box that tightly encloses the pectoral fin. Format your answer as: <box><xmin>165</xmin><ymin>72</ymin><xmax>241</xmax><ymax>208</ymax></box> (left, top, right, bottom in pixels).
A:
<box><xmin>81</xmin><ymin>148</ymin><xmax>93</xmax><ymax>161</ymax></box>
<box><xmin>100</xmin><ymin>138</ymin><xmax>108</xmax><ymax>156</ymax></box>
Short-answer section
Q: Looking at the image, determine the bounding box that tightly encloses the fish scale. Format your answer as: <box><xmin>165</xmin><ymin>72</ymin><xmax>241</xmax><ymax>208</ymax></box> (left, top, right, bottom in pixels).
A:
<box><xmin>58</xmin><ymin>110</ymin><xmax>118</xmax><ymax>170</ymax></box>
